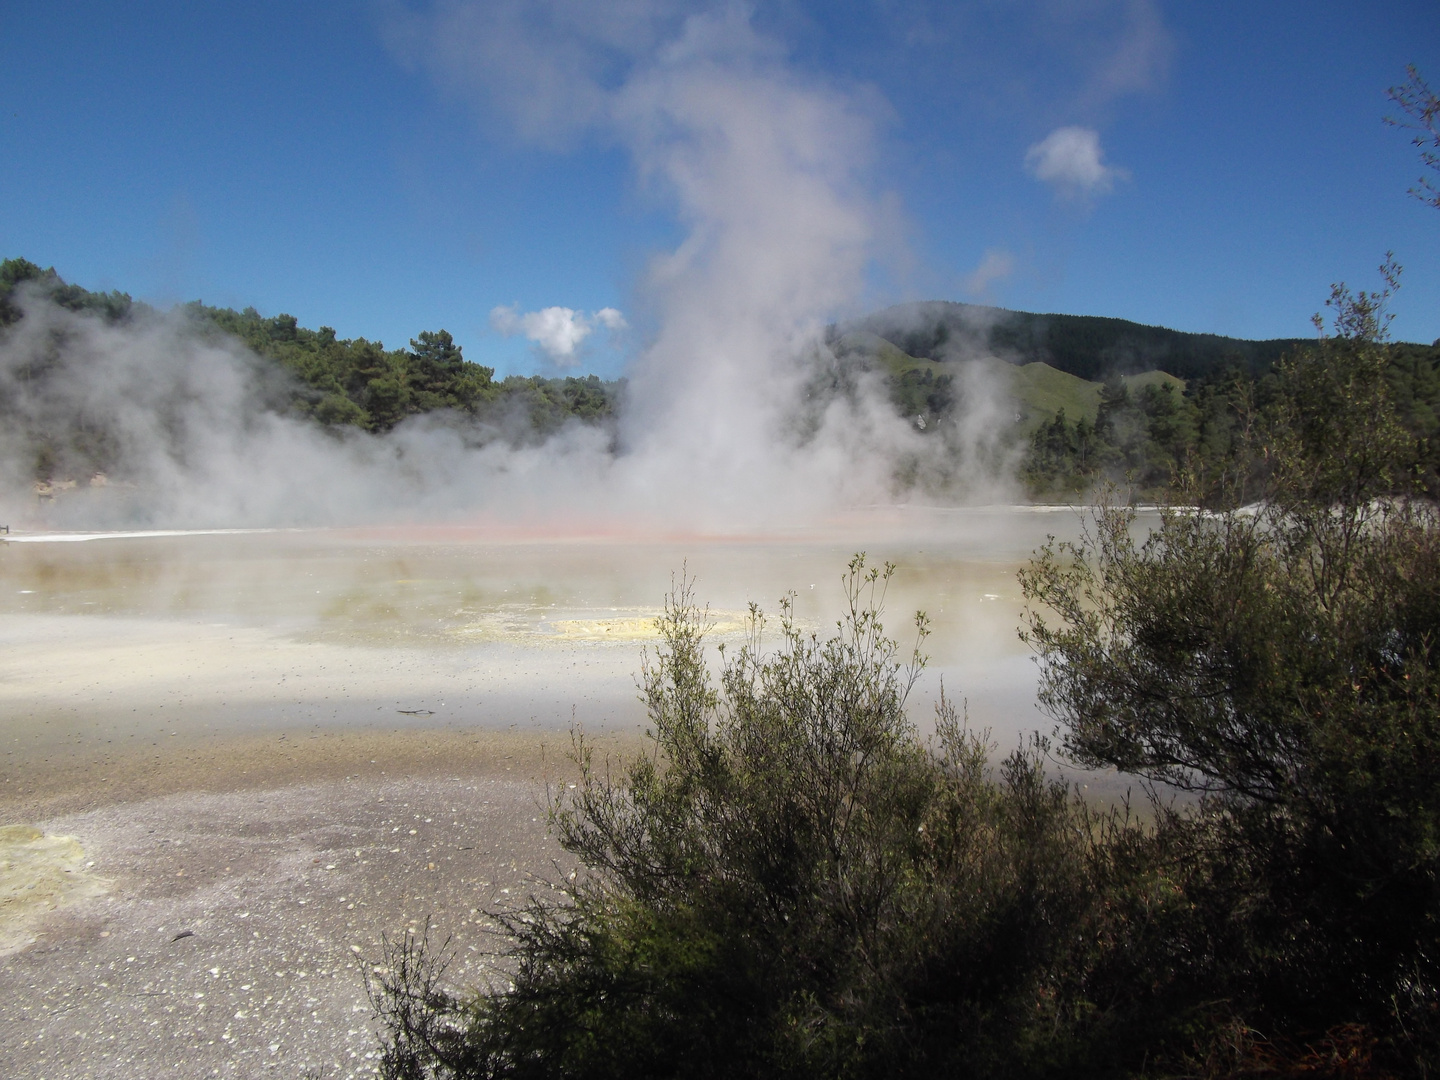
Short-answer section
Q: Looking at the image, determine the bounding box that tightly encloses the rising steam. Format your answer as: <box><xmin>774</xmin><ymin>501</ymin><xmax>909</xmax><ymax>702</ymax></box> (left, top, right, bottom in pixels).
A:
<box><xmin>0</xmin><ymin>3</ymin><xmax>1020</xmax><ymax>532</ymax></box>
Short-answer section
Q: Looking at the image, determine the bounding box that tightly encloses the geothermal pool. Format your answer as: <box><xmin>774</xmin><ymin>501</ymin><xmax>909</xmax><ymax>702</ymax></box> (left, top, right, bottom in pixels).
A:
<box><xmin>0</xmin><ymin>506</ymin><xmax>1108</xmax><ymax>1078</ymax></box>
<box><xmin>0</xmin><ymin>506</ymin><xmax>1099</xmax><ymax>767</ymax></box>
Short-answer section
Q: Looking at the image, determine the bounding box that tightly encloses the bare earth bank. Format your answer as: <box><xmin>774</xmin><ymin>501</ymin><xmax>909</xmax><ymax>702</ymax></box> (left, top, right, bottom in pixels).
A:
<box><xmin>0</xmin><ymin>729</ymin><xmax>626</xmax><ymax>1080</ymax></box>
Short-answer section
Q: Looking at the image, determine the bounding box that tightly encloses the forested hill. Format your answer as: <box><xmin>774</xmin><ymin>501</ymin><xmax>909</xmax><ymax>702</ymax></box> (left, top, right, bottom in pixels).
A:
<box><xmin>851</xmin><ymin>300</ymin><xmax>1313</xmax><ymax>381</ymax></box>
<box><xmin>0</xmin><ymin>257</ymin><xmax>622</xmax><ymax>458</ymax></box>
<box><xmin>838</xmin><ymin>297</ymin><xmax>1440</xmax><ymax>501</ymax></box>
<box><xmin>7</xmin><ymin>257</ymin><xmax>1438</xmax><ymax>504</ymax></box>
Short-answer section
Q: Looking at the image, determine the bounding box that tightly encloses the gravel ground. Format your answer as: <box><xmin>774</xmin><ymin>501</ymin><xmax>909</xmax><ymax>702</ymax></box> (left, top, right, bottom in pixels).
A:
<box><xmin>0</xmin><ymin>730</ymin><xmax>614</xmax><ymax>1080</ymax></box>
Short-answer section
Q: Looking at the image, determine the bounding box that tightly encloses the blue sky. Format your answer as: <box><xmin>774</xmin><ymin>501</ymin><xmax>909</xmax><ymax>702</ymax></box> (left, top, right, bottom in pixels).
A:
<box><xmin>2</xmin><ymin>1</ymin><xmax>1437</xmax><ymax>379</ymax></box>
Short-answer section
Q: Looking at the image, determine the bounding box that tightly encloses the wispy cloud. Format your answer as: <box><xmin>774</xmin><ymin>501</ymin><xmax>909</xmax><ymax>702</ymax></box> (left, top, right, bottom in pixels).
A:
<box><xmin>1024</xmin><ymin>126</ymin><xmax>1128</xmax><ymax>200</ymax></box>
<box><xmin>963</xmin><ymin>248</ymin><xmax>1016</xmax><ymax>299</ymax></box>
<box><xmin>1077</xmin><ymin>0</ymin><xmax>1173</xmax><ymax>112</ymax></box>
<box><xmin>490</xmin><ymin>304</ymin><xmax>628</xmax><ymax>364</ymax></box>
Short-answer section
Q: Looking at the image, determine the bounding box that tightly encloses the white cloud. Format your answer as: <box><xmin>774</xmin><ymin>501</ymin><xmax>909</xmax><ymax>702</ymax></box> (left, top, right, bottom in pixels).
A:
<box><xmin>593</xmin><ymin>307</ymin><xmax>627</xmax><ymax>330</ymax></box>
<box><xmin>1024</xmin><ymin>126</ymin><xmax>1128</xmax><ymax>199</ymax></box>
<box><xmin>489</xmin><ymin>303</ymin><xmax>628</xmax><ymax>364</ymax></box>
<box><xmin>1081</xmin><ymin>0</ymin><xmax>1173</xmax><ymax>110</ymax></box>
<box><xmin>963</xmin><ymin>248</ymin><xmax>1015</xmax><ymax>298</ymax></box>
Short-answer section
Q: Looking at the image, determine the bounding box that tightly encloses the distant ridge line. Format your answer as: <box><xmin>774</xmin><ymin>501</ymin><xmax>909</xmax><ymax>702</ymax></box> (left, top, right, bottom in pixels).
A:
<box><xmin>845</xmin><ymin>299</ymin><xmax>1314</xmax><ymax>382</ymax></box>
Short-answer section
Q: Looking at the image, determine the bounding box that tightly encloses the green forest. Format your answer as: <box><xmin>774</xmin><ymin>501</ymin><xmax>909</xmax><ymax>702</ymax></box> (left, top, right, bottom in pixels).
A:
<box><xmin>0</xmin><ymin>257</ymin><xmax>623</xmax><ymax>483</ymax></box>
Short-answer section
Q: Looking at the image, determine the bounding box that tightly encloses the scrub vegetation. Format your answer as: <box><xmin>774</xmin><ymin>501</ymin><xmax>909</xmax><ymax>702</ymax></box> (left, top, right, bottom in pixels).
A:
<box><xmin>369</xmin><ymin>274</ymin><xmax>1440</xmax><ymax>1078</ymax></box>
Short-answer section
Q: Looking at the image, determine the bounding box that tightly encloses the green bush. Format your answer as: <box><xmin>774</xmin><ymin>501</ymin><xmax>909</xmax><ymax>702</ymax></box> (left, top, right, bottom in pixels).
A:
<box><xmin>369</xmin><ymin>558</ymin><xmax>1174</xmax><ymax>1079</ymax></box>
<box><xmin>1021</xmin><ymin>274</ymin><xmax>1440</xmax><ymax>1074</ymax></box>
<box><xmin>370</xmin><ymin>277</ymin><xmax>1440</xmax><ymax>1079</ymax></box>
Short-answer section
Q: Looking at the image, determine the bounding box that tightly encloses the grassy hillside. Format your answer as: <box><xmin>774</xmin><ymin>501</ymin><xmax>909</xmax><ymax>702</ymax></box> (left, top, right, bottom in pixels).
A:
<box><xmin>1123</xmin><ymin>368</ymin><xmax>1186</xmax><ymax>395</ymax></box>
<box><xmin>831</xmin><ymin>326</ymin><xmax>1187</xmax><ymax>439</ymax></box>
<box><xmin>1003</xmin><ymin>366</ymin><xmax>1186</xmax><ymax>437</ymax></box>
<box><xmin>836</xmin><ymin>330</ymin><xmax>920</xmax><ymax>376</ymax></box>
<box><xmin>1009</xmin><ymin>363</ymin><xmax>1103</xmax><ymax>433</ymax></box>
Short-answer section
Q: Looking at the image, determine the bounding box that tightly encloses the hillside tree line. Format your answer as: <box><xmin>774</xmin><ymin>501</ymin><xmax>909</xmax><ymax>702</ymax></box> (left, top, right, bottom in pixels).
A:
<box><xmin>0</xmin><ymin>258</ymin><xmax>623</xmax><ymax>484</ymax></box>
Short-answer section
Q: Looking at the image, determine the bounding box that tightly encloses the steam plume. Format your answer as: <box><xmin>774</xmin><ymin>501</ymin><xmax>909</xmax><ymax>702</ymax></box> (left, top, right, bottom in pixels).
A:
<box><xmin>0</xmin><ymin>3</ymin><xmax>1020</xmax><ymax>532</ymax></box>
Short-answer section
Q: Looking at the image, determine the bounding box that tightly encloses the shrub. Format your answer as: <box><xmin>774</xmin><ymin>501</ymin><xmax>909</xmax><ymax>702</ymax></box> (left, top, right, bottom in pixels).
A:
<box><xmin>1020</xmin><ymin>276</ymin><xmax>1440</xmax><ymax>1073</ymax></box>
<box><xmin>370</xmin><ymin>558</ymin><xmax>1156</xmax><ymax>1079</ymax></box>
<box><xmin>369</xmin><ymin>275</ymin><xmax>1440</xmax><ymax>1074</ymax></box>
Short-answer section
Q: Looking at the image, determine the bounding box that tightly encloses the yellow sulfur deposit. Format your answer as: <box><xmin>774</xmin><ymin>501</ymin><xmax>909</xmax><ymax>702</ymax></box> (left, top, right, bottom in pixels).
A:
<box><xmin>0</xmin><ymin>825</ymin><xmax>109</xmax><ymax>957</ymax></box>
<box><xmin>548</xmin><ymin>614</ymin><xmax>751</xmax><ymax>641</ymax></box>
<box><xmin>546</xmin><ymin>617</ymin><xmax>665</xmax><ymax>640</ymax></box>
